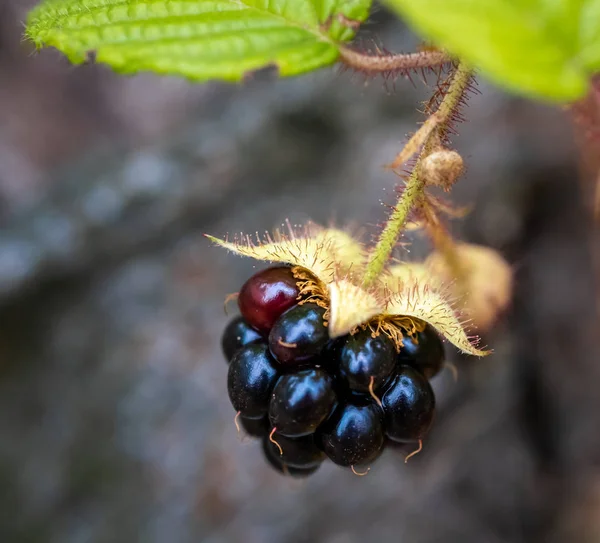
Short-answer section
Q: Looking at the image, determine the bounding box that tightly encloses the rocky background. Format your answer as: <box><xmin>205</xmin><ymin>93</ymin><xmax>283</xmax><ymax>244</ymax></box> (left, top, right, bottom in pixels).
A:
<box><xmin>1</xmin><ymin>2</ymin><xmax>599</xmax><ymax>542</ymax></box>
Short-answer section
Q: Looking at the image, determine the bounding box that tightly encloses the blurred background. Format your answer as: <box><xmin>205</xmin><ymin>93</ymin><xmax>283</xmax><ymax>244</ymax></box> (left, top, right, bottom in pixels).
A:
<box><xmin>1</xmin><ymin>2</ymin><xmax>600</xmax><ymax>542</ymax></box>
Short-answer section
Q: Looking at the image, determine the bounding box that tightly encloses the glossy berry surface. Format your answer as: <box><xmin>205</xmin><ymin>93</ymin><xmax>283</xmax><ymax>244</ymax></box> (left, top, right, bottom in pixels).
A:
<box><xmin>262</xmin><ymin>436</ymin><xmax>320</xmax><ymax>478</ymax></box>
<box><xmin>317</xmin><ymin>401</ymin><xmax>384</xmax><ymax>467</ymax></box>
<box><xmin>318</xmin><ymin>339</ymin><xmax>342</xmax><ymax>367</ymax></box>
<box><xmin>240</xmin><ymin>415</ymin><xmax>269</xmax><ymax>438</ymax></box>
<box><xmin>264</xmin><ymin>432</ymin><xmax>325</xmax><ymax>469</ymax></box>
<box><xmin>238</xmin><ymin>266</ymin><xmax>300</xmax><ymax>335</ymax></box>
<box><xmin>223</xmin><ymin>267</ymin><xmax>444</xmax><ymax>476</ymax></box>
<box><xmin>398</xmin><ymin>325</ymin><xmax>445</xmax><ymax>379</ymax></box>
<box><xmin>221</xmin><ymin>316</ymin><xmax>263</xmax><ymax>362</ymax></box>
<box><xmin>269</xmin><ymin>368</ymin><xmax>336</xmax><ymax>437</ymax></box>
<box><xmin>227</xmin><ymin>344</ymin><xmax>279</xmax><ymax>419</ymax></box>
<box><xmin>269</xmin><ymin>303</ymin><xmax>328</xmax><ymax>366</ymax></box>
<box><xmin>317</xmin><ymin>339</ymin><xmax>349</xmax><ymax>396</ymax></box>
<box><xmin>338</xmin><ymin>329</ymin><xmax>396</xmax><ymax>393</ymax></box>
<box><xmin>381</xmin><ymin>365</ymin><xmax>436</xmax><ymax>442</ymax></box>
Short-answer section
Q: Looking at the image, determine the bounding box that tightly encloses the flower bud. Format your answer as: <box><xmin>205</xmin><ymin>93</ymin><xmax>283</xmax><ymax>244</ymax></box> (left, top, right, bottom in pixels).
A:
<box><xmin>421</xmin><ymin>150</ymin><xmax>464</xmax><ymax>190</ymax></box>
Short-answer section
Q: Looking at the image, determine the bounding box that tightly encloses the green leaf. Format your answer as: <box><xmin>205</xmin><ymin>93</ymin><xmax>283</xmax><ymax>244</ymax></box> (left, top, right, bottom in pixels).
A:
<box><xmin>383</xmin><ymin>0</ymin><xmax>600</xmax><ymax>102</ymax></box>
<box><xmin>26</xmin><ymin>0</ymin><xmax>371</xmax><ymax>81</ymax></box>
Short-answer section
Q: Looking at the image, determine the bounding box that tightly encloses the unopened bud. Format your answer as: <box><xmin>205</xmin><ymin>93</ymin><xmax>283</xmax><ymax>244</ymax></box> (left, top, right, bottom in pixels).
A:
<box><xmin>421</xmin><ymin>150</ymin><xmax>464</xmax><ymax>190</ymax></box>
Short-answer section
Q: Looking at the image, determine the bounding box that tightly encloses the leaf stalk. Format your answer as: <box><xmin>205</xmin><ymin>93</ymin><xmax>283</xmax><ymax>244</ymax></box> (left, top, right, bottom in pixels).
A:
<box><xmin>339</xmin><ymin>47</ymin><xmax>451</xmax><ymax>73</ymax></box>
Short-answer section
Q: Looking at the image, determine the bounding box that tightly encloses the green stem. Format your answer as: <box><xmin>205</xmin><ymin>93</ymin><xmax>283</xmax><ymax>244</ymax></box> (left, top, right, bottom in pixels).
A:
<box><xmin>363</xmin><ymin>62</ymin><xmax>474</xmax><ymax>287</ymax></box>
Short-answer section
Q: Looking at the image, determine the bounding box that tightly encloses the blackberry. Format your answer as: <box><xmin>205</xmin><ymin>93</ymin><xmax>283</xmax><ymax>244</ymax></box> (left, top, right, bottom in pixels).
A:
<box><xmin>223</xmin><ymin>269</ymin><xmax>442</xmax><ymax>476</ymax></box>
<box><xmin>338</xmin><ymin>329</ymin><xmax>396</xmax><ymax>393</ymax></box>
<box><xmin>264</xmin><ymin>431</ymin><xmax>325</xmax><ymax>469</ymax></box>
<box><xmin>269</xmin><ymin>303</ymin><xmax>329</xmax><ymax>367</ymax></box>
<box><xmin>317</xmin><ymin>401</ymin><xmax>384</xmax><ymax>467</ymax></box>
<box><xmin>221</xmin><ymin>316</ymin><xmax>263</xmax><ymax>362</ymax></box>
<box><xmin>398</xmin><ymin>325</ymin><xmax>445</xmax><ymax>379</ymax></box>
<box><xmin>262</xmin><ymin>436</ymin><xmax>320</xmax><ymax>478</ymax></box>
<box><xmin>269</xmin><ymin>368</ymin><xmax>336</xmax><ymax>437</ymax></box>
<box><xmin>239</xmin><ymin>415</ymin><xmax>270</xmax><ymax>438</ymax></box>
<box><xmin>227</xmin><ymin>344</ymin><xmax>279</xmax><ymax>419</ymax></box>
<box><xmin>382</xmin><ymin>365</ymin><xmax>436</xmax><ymax>442</ymax></box>
<box><xmin>238</xmin><ymin>266</ymin><xmax>300</xmax><ymax>335</ymax></box>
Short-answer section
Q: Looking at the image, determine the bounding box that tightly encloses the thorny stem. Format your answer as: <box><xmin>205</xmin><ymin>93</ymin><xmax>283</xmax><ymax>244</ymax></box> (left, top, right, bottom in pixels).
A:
<box><xmin>363</xmin><ymin>62</ymin><xmax>474</xmax><ymax>287</ymax></box>
<box><xmin>339</xmin><ymin>47</ymin><xmax>452</xmax><ymax>74</ymax></box>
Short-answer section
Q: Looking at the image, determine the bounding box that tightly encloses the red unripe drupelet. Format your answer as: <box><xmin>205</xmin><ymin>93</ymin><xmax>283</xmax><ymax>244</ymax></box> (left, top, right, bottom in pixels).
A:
<box><xmin>238</xmin><ymin>266</ymin><xmax>300</xmax><ymax>335</ymax></box>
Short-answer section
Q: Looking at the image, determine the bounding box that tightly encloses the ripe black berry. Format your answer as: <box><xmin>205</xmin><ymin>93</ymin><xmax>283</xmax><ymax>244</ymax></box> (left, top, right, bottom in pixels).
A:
<box><xmin>317</xmin><ymin>401</ymin><xmax>384</xmax><ymax>467</ymax></box>
<box><xmin>264</xmin><ymin>431</ymin><xmax>325</xmax><ymax>469</ymax></box>
<box><xmin>316</xmin><ymin>339</ymin><xmax>350</xmax><ymax>396</ymax></box>
<box><xmin>338</xmin><ymin>329</ymin><xmax>396</xmax><ymax>393</ymax></box>
<box><xmin>381</xmin><ymin>365</ymin><xmax>435</xmax><ymax>442</ymax></box>
<box><xmin>227</xmin><ymin>344</ymin><xmax>279</xmax><ymax>419</ymax></box>
<box><xmin>238</xmin><ymin>266</ymin><xmax>300</xmax><ymax>335</ymax></box>
<box><xmin>268</xmin><ymin>303</ymin><xmax>328</xmax><ymax>366</ymax></box>
<box><xmin>239</xmin><ymin>415</ymin><xmax>269</xmax><ymax>438</ymax></box>
<box><xmin>269</xmin><ymin>368</ymin><xmax>336</xmax><ymax>437</ymax></box>
<box><xmin>221</xmin><ymin>316</ymin><xmax>263</xmax><ymax>362</ymax></box>
<box><xmin>318</xmin><ymin>338</ymin><xmax>342</xmax><ymax>365</ymax></box>
<box><xmin>262</xmin><ymin>436</ymin><xmax>320</xmax><ymax>478</ymax></box>
<box><xmin>398</xmin><ymin>325</ymin><xmax>445</xmax><ymax>379</ymax></box>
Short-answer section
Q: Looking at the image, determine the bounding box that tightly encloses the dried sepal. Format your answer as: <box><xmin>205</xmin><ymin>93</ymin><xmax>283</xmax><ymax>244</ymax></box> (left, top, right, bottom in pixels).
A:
<box><xmin>312</xmin><ymin>228</ymin><xmax>367</xmax><ymax>277</ymax></box>
<box><xmin>208</xmin><ymin>222</ymin><xmax>490</xmax><ymax>358</ymax></box>
<box><xmin>404</xmin><ymin>220</ymin><xmax>426</xmax><ymax>231</ymax></box>
<box><xmin>328</xmin><ymin>279</ymin><xmax>382</xmax><ymax>338</ymax></box>
<box><xmin>384</xmin><ymin>262</ymin><xmax>440</xmax><ymax>293</ymax></box>
<box><xmin>386</xmin><ymin>112</ymin><xmax>441</xmax><ymax>170</ymax></box>
<box><xmin>426</xmin><ymin>243</ymin><xmax>512</xmax><ymax>332</ymax></box>
<box><xmin>425</xmin><ymin>193</ymin><xmax>471</xmax><ymax>219</ymax></box>
<box><xmin>205</xmin><ymin>225</ymin><xmax>364</xmax><ymax>283</ymax></box>
<box><xmin>385</xmin><ymin>279</ymin><xmax>488</xmax><ymax>356</ymax></box>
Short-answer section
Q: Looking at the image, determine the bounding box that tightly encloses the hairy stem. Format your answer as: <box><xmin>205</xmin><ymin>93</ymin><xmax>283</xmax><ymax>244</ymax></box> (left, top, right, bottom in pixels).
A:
<box><xmin>423</xmin><ymin>205</ymin><xmax>468</xmax><ymax>298</ymax></box>
<box><xmin>340</xmin><ymin>47</ymin><xmax>451</xmax><ymax>74</ymax></box>
<box><xmin>363</xmin><ymin>62</ymin><xmax>473</xmax><ymax>287</ymax></box>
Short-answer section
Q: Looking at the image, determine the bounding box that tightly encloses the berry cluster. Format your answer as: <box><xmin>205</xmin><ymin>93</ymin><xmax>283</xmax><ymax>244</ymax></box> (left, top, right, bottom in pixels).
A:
<box><xmin>221</xmin><ymin>266</ymin><xmax>445</xmax><ymax>477</ymax></box>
